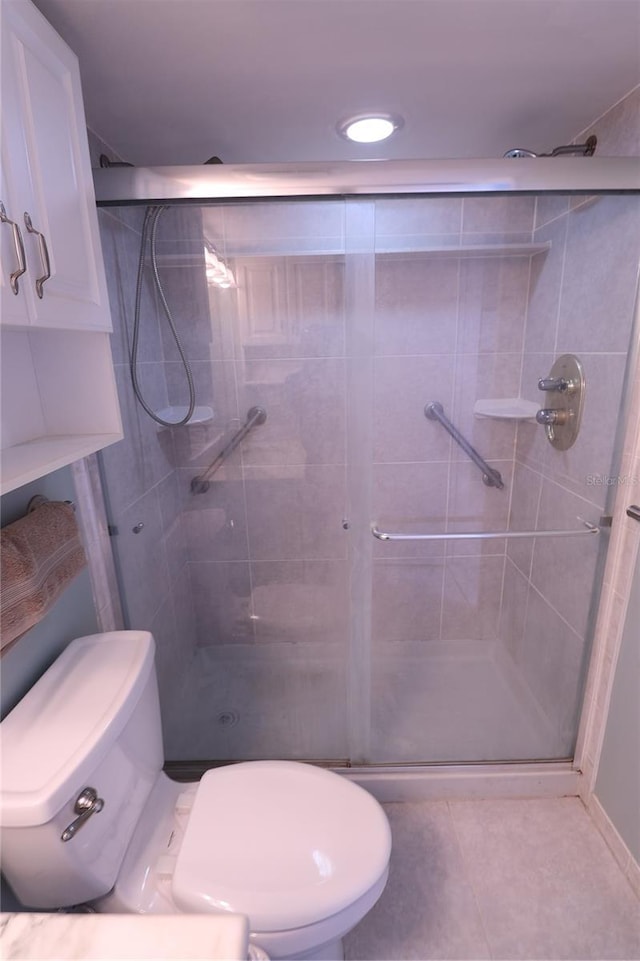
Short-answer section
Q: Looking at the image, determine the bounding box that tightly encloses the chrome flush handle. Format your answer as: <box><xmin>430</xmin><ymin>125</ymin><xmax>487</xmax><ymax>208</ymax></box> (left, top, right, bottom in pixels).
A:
<box><xmin>61</xmin><ymin>787</ymin><xmax>104</xmax><ymax>842</ymax></box>
<box><xmin>24</xmin><ymin>212</ymin><xmax>51</xmax><ymax>298</ymax></box>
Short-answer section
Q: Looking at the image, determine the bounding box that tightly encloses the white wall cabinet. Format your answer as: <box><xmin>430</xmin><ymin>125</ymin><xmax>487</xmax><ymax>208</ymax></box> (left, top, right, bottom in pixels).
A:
<box><xmin>0</xmin><ymin>0</ymin><xmax>122</xmax><ymax>495</ymax></box>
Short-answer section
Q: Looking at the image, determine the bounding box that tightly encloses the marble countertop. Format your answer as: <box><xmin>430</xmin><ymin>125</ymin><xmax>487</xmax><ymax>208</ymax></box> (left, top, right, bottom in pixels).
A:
<box><xmin>0</xmin><ymin>912</ymin><xmax>250</xmax><ymax>960</ymax></box>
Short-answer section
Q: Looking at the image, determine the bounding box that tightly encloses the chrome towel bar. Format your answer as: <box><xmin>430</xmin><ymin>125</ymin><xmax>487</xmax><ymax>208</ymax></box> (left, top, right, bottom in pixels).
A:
<box><xmin>424</xmin><ymin>402</ymin><xmax>504</xmax><ymax>490</ymax></box>
<box><xmin>372</xmin><ymin>518</ymin><xmax>603</xmax><ymax>542</ymax></box>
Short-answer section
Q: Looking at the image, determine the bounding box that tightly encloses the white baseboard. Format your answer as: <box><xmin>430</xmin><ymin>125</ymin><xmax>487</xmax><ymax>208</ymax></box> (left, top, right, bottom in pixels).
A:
<box><xmin>587</xmin><ymin>793</ymin><xmax>640</xmax><ymax>899</ymax></box>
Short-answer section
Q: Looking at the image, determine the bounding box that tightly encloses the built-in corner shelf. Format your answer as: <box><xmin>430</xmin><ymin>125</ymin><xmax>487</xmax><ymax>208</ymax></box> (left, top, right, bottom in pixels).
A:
<box><xmin>474</xmin><ymin>399</ymin><xmax>540</xmax><ymax>421</ymax></box>
<box><xmin>156</xmin><ymin>406</ymin><xmax>214</xmax><ymax>428</ymax></box>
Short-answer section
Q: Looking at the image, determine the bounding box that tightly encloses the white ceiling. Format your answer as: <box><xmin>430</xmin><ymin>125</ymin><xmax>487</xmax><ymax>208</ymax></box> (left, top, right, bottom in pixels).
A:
<box><xmin>34</xmin><ymin>0</ymin><xmax>640</xmax><ymax>165</ymax></box>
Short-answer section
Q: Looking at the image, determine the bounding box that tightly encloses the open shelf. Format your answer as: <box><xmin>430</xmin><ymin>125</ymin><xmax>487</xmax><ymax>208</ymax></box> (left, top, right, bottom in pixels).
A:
<box><xmin>1</xmin><ymin>328</ymin><xmax>123</xmax><ymax>495</ymax></box>
<box><xmin>1</xmin><ymin>433</ymin><xmax>122</xmax><ymax>495</ymax></box>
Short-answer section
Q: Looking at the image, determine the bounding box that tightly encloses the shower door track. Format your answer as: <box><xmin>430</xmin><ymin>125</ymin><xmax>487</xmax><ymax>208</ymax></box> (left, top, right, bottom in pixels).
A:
<box><xmin>93</xmin><ymin>157</ymin><xmax>640</xmax><ymax>206</ymax></box>
<box><xmin>164</xmin><ymin>759</ymin><xmax>580</xmax><ymax>801</ymax></box>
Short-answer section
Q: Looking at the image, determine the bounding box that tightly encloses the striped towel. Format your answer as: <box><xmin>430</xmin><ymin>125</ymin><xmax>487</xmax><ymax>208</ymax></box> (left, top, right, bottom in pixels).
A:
<box><xmin>1</xmin><ymin>501</ymin><xmax>87</xmax><ymax>652</ymax></box>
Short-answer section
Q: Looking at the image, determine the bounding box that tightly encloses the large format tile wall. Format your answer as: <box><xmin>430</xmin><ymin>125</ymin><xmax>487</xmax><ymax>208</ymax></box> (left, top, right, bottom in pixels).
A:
<box><xmin>147</xmin><ymin>197</ymin><xmax>545</xmax><ymax>762</ymax></box>
<box><xmin>371</xmin><ymin>196</ymin><xmax>535</xmax><ymax>663</ymax></box>
<box><xmin>499</xmin><ymin>89</ymin><xmax>640</xmax><ymax>756</ymax></box>
<box><xmin>160</xmin><ymin>198</ymin><xmax>539</xmax><ymax>665</ymax></box>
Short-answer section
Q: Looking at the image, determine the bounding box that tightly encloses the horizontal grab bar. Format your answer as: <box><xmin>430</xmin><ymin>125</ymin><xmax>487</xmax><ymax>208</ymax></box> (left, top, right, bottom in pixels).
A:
<box><xmin>372</xmin><ymin>520</ymin><xmax>602</xmax><ymax>541</ymax></box>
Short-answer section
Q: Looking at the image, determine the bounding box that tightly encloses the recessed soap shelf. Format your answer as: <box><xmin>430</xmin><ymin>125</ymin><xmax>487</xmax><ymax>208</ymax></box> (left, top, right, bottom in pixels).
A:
<box><xmin>474</xmin><ymin>399</ymin><xmax>540</xmax><ymax>421</ymax></box>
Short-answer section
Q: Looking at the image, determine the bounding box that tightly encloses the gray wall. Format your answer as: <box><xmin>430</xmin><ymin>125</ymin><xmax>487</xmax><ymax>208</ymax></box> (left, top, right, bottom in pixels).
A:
<box><xmin>595</xmin><ymin>548</ymin><xmax>640</xmax><ymax>861</ymax></box>
<box><xmin>1</xmin><ymin>465</ymin><xmax>98</xmax><ymax>719</ymax></box>
<box><xmin>581</xmin><ymin>82</ymin><xmax>639</xmax><ymax>866</ymax></box>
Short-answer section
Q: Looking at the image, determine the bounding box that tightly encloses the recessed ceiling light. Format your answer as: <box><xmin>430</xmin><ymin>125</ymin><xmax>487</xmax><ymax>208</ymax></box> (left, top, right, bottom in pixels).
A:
<box><xmin>337</xmin><ymin>113</ymin><xmax>403</xmax><ymax>144</ymax></box>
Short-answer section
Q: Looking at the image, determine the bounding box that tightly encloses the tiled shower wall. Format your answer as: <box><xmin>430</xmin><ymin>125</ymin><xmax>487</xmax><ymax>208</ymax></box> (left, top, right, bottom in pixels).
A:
<box><xmin>500</xmin><ymin>195</ymin><xmax>640</xmax><ymax>753</ymax></box>
<box><xmin>371</xmin><ymin>196</ymin><xmax>535</xmax><ymax>657</ymax></box>
<box><xmin>500</xmin><ymin>87</ymin><xmax>640</xmax><ymax>757</ymax></box>
<box><xmin>153</xmin><ymin>198</ymin><xmax>539</xmax><ymax>661</ymax></box>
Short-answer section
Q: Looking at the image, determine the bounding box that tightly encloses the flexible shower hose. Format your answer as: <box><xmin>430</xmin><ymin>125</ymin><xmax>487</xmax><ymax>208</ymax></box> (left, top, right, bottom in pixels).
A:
<box><xmin>130</xmin><ymin>205</ymin><xmax>196</xmax><ymax>427</ymax></box>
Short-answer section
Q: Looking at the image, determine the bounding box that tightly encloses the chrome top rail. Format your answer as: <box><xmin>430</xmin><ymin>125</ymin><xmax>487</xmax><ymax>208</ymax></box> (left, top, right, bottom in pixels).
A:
<box><xmin>372</xmin><ymin>518</ymin><xmax>604</xmax><ymax>542</ymax></box>
<box><xmin>93</xmin><ymin>158</ymin><xmax>640</xmax><ymax>206</ymax></box>
<box><xmin>425</xmin><ymin>402</ymin><xmax>504</xmax><ymax>490</ymax></box>
<box><xmin>191</xmin><ymin>406</ymin><xmax>266</xmax><ymax>494</ymax></box>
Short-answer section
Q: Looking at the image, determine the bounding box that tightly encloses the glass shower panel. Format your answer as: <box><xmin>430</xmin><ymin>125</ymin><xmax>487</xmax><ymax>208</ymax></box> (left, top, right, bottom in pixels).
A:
<box><xmin>98</xmin><ymin>199</ymin><xmax>351</xmax><ymax>761</ymax></box>
<box><xmin>97</xmin><ymin>186</ymin><xmax>639</xmax><ymax>767</ymax></box>
<box><xmin>367</xmin><ymin>192</ymin><xmax>640</xmax><ymax>763</ymax></box>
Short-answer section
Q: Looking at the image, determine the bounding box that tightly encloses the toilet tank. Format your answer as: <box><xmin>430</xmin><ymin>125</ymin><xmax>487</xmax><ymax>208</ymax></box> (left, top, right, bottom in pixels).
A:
<box><xmin>0</xmin><ymin>631</ymin><xmax>163</xmax><ymax>908</ymax></box>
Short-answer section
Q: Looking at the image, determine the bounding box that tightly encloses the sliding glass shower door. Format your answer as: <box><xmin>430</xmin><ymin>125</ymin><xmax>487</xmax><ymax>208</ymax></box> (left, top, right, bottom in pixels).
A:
<box><xmin>97</xmin><ymin>182</ymin><xmax>640</xmax><ymax>765</ymax></box>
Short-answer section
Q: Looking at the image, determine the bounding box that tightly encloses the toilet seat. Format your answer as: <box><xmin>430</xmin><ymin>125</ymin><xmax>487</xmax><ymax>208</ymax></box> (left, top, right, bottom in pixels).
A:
<box><xmin>171</xmin><ymin>761</ymin><xmax>391</xmax><ymax>932</ymax></box>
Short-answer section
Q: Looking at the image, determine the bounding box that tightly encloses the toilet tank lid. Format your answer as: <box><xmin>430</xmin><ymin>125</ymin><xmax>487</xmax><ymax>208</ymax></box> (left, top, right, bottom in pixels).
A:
<box><xmin>0</xmin><ymin>631</ymin><xmax>155</xmax><ymax>827</ymax></box>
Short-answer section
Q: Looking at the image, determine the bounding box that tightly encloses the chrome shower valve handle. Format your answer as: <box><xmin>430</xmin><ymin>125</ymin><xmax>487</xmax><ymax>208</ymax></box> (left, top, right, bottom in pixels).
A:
<box><xmin>538</xmin><ymin>377</ymin><xmax>575</xmax><ymax>393</ymax></box>
<box><xmin>536</xmin><ymin>408</ymin><xmax>569</xmax><ymax>426</ymax></box>
<box><xmin>536</xmin><ymin>354</ymin><xmax>585</xmax><ymax>451</ymax></box>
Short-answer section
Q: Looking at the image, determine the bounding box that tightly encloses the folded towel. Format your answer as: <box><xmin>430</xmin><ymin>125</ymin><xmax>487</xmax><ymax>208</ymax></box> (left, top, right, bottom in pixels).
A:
<box><xmin>1</xmin><ymin>500</ymin><xmax>87</xmax><ymax>652</ymax></box>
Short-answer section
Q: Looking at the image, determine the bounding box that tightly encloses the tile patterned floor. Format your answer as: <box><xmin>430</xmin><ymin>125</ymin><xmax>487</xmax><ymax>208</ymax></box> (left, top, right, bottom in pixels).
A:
<box><xmin>344</xmin><ymin>798</ymin><xmax>640</xmax><ymax>960</ymax></box>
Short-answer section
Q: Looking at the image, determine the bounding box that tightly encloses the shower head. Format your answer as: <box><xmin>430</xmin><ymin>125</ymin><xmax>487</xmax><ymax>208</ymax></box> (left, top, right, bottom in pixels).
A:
<box><xmin>503</xmin><ymin>135</ymin><xmax>597</xmax><ymax>159</ymax></box>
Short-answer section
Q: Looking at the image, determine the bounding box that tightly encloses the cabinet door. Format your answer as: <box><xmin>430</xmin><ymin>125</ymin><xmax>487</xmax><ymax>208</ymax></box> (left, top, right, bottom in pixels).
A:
<box><xmin>3</xmin><ymin>0</ymin><xmax>112</xmax><ymax>331</ymax></box>
<box><xmin>0</xmin><ymin>17</ymin><xmax>33</xmax><ymax>327</ymax></box>
<box><xmin>0</xmin><ymin>163</ymin><xmax>31</xmax><ymax>327</ymax></box>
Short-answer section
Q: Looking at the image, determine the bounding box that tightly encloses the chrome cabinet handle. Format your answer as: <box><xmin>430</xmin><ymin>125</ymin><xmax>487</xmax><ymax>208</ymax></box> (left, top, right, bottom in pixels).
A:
<box><xmin>61</xmin><ymin>787</ymin><xmax>104</xmax><ymax>842</ymax></box>
<box><xmin>0</xmin><ymin>201</ymin><xmax>27</xmax><ymax>294</ymax></box>
<box><xmin>24</xmin><ymin>213</ymin><xmax>51</xmax><ymax>298</ymax></box>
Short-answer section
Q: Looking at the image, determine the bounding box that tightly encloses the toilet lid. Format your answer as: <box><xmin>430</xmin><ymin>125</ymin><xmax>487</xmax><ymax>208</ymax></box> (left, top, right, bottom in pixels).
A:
<box><xmin>171</xmin><ymin>761</ymin><xmax>391</xmax><ymax>931</ymax></box>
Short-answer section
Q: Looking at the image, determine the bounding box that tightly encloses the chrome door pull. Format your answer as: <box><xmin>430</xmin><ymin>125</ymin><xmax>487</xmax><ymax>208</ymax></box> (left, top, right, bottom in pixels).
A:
<box><xmin>61</xmin><ymin>787</ymin><xmax>104</xmax><ymax>842</ymax></box>
<box><xmin>0</xmin><ymin>202</ymin><xmax>27</xmax><ymax>294</ymax></box>
<box><xmin>24</xmin><ymin>213</ymin><xmax>51</xmax><ymax>298</ymax></box>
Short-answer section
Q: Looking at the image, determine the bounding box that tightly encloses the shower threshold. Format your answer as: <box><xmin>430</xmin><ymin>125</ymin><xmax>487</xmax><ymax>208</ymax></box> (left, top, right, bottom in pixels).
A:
<box><xmin>163</xmin><ymin>639</ymin><xmax>580</xmax><ymax>802</ymax></box>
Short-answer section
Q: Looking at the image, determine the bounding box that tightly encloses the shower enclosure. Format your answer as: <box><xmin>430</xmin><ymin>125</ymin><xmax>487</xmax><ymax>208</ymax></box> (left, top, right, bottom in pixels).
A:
<box><xmin>94</xmin><ymin>159</ymin><xmax>640</xmax><ymax>768</ymax></box>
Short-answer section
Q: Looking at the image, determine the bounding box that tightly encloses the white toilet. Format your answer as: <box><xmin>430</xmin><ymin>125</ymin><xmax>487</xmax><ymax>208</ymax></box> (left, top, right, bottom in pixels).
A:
<box><xmin>0</xmin><ymin>631</ymin><xmax>391</xmax><ymax>960</ymax></box>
